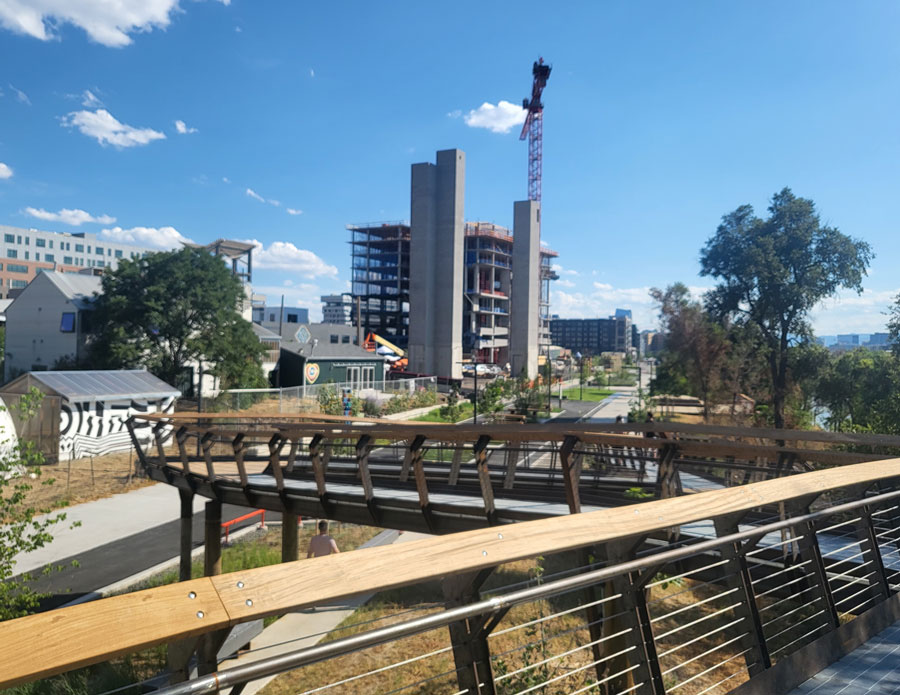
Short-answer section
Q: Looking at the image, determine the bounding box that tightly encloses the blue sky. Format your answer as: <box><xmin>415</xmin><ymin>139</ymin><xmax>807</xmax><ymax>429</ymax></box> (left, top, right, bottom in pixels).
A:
<box><xmin>1</xmin><ymin>1</ymin><xmax>899</xmax><ymax>333</ymax></box>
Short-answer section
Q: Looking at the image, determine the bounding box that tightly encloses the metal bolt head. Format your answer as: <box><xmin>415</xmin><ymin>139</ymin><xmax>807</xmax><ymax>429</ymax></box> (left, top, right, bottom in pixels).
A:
<box><xmin>188</xmin><ymin>591</ymin><xmax>196</xmax><ymax>599</ymax></box>
<box><xmin>246</xmin><ymin>599</ymin><xmax>253</xmax><ymax>607</ymax></box>
<box><xmin>497</xmin><ymin>533</ymin><xmax>503</xmax><ymax>539</ymax></box>
<box><xmin>237</xmin><ymin>581</ymin><xmax>245</xmax><ymax>589</ymax></box>
<box><xmin>482</xmin><ymin>550</ymin><xmax>488</xmax><ymax>556</ymax></box>
<box><xmin>196</xmin><ymin>611</ymin><xmax>205</xmax><ymax>619</ymax></box>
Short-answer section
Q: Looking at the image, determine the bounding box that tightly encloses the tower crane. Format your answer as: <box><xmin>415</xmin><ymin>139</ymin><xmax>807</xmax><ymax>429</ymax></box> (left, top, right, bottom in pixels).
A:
<box><xmin>520</xmin><ymin>57</ymin><xmax>552</xmax><ymax>202</ymax></box>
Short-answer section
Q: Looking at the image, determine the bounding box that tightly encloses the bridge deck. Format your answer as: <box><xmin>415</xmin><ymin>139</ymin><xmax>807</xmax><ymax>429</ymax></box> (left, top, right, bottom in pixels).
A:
<box><xmin>789</xmin><ymin>621</ymin><xmax>900</xmax><ymax>694</ymax></box>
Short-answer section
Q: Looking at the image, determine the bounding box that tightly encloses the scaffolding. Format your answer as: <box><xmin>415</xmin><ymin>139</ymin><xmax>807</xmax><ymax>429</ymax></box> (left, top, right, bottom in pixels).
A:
<box><xmin>348</xmin><ymin>222</ymin><xmax>410</xmax><ymax>346</ymax></box>
<box><xmin>464</xmin><ymin>222</ymin><xmax>513</xmax><ymax>364</ymax></box>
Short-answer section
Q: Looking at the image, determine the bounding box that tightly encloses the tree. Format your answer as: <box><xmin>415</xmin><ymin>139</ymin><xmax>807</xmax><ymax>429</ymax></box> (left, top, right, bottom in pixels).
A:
<box><xmin>89</xmin><ymin>248</ymin><xmax>265</xmax><ymax>389</ymax></box>
<box><xmin>700</xmin><ymin>188</ymin><xmax>873</xmax><ymax>429</ymax></box>
<box><xmin>1</xmin><ymin>388</ymin><xmax>72</xmax><ymax>620</ymax></box>
<box><xmin>650</xmin><ymin>283</ymin><xmax>730</xmax><ymax>420</ymax></box>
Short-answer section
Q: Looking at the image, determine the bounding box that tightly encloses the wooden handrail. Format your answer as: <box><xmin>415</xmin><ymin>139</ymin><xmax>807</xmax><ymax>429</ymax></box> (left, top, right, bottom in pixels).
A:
<box><xmin>3</xmin><ymin>456</ymin><xmax>900</xmax><ymax>688</ymax></box>
<box><xmin>135</xmin><ymin>412</ymin><xmax>900</xmax><ymax>448</ymax></box>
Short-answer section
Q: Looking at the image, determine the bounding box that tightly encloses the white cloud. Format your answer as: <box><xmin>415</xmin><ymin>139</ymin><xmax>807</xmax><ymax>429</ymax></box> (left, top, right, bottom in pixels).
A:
<box><xmin>0</xmin><ymin>0</ymin><xmax>183</xmax><ymax>47</ymax></box>
<box><xmin>447</xmin><ymin>109</ymin><xmax>462</xmax><ymax>119</ymax></box>
<box><xmin>9</xmin><ymin>84</ymin><xmax>30</xmax><ymax>105</ymax></box>
<box><xmin>810</xmin><ymin>288</ymin><xmax>899</xmax><ymax>335</ymax></box>
<box><xmin>222</xmin><ymin>176</ymin><xmax>231</xmax><ymax>184</ymax></box>
<box><xmin>286</xmin><ymin>208</ymin><xmax>303</xmax><ymax>216</ymax></box>
<box><xmin>552</xmin><ymin>264</ymin><xmax>578</xmax><ymax>276</ymax></box>
<box><xmin>245</xmin><ymin>239</ymin><xmax>338</xmax><ymax>278</ymax></box>
<box><xmin>61</xmin><ymin>109</ymin><xmax>165</xmax><ymax>148</ymax></box>
<box><xmin>25</xmin><ymin>206</ymin><xmax>115</xmax><ymax>226</ymax></box>
<box><xmin>309</xmin><ymin>68</ymin><xmax>315</xmax><ymax>78</ymax></box>
<box><xmin>100</xmin><ymin>225</ymin><xmax>192</xmax><ymax>250</ymax></box>
<box><xmin>557</xmin><ymin>278</ymin><xmax>576</xmax><ymax>288</ymax></box>
<box><xmin>174</xmin><ymin>119</ymin><xmax>197</xmax><ymax>135</ymax></box>
<box><xmin>462</xmin><ymin>100</ymin><xmax>526</xmax><ymax>134</ymax></box>
<box><xmin>81</xmin><ymin>89</ymin><xmax>102</xmax><ymax>107</ymax></box>
<box><xmin>0</xmin><ymin>163</ymin><xmax>11</xmax><ymax>180</ymax></box>
<box><xmin>245</xmin><ymin>187</ymin><xmax>283</xmax><ymax>208</ymax></box>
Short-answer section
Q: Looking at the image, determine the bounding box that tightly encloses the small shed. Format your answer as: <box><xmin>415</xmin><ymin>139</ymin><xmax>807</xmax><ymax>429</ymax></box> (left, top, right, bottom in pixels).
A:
<box><xmin>0</xmin><ymin>370</ymin><xmax>179</xmax><ymax>463</ymax></box>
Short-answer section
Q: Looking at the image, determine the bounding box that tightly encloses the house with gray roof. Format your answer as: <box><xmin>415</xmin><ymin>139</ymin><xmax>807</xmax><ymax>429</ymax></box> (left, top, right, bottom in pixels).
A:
<box><xmin>262</xmin><ymin>322</ymin><xmax>387</xmax><ymax>388</ymax></box>
<box><xmin>4</xmin><ymin>271</ymin><xmax>101</xmax><ymax>382</ymax></box>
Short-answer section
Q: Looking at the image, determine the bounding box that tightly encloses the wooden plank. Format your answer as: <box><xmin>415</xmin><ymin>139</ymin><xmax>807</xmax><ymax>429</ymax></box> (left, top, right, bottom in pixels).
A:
<box><xmin>503</xmin><ymin>443</ymin><xmax>519</xmax><ymax>489</ymax></box>
<box><xmin>474</xmin><ymin>435</ymin><xmax>496</xmax><ymax>524</ymax></box>
<box><xmin>268</xmin><ymin>434</ymin><xmax>285</xmax><ymax>492</ymax></box>
<box><xmin>449</xmin><ymin>444</ymin><xmax>464</xmax><ymax>485</ymax></box>
<box><xmin>0</xmin><ymin>578</ymin><xmax>229</xmax><ymax>689</ymax></box>
<box><xmin>233</xmin><ymin>433</ymin><xmax>248</xmax><ymax>486</ymax></box>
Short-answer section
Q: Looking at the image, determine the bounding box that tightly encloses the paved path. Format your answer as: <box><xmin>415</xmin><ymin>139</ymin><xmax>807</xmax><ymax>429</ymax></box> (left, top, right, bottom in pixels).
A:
<box><xmin>219</xmin><ymin>529</ymin><xmax>431</xmax><ymax>695</ymax></box>
<box><xmin>788</xmin><ymin>621</ymin><xmax>900</xmax><ymax>694</ymax></box>
<box><xmin>11</xmin><ymin>484</ymin><xmax>270</xmax><ymax>610</ymax></box>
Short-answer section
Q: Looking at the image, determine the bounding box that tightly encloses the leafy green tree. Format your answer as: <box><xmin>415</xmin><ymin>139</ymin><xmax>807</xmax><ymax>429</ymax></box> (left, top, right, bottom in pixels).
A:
<box><xmin>1</xmin><ymin>388</ymin><xmax>72</xmax><ymax>620</ymax></box>
<box><xmin>701</xmin><ymin>188</ymin><xmax>873</xmax><ymax>429</ymax></box>
<box><xmin>89</xmin><ymin>248</ymin><xmax>265</xmax><ymax>389</ymax></box>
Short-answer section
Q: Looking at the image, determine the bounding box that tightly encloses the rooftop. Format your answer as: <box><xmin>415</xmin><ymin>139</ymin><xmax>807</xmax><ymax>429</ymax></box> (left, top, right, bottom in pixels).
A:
<box><xmin>3</xmin><ymin>369</ymin><xmax>179</xmax><ymax>403</ymax></box>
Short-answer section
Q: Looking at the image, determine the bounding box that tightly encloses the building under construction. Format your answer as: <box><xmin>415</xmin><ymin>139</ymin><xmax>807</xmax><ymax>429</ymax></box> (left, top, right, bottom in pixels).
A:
<box><xmin>349</xmin><ymin>222</ymin><xmax>410</xmax><ymax>346</ymax></box>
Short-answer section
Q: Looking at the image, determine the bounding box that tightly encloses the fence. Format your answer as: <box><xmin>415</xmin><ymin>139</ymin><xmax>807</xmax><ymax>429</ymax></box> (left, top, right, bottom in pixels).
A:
<box><xmin>205</xmin><ymin>376</ymin><xmax>439</xmax><ymax>414</ymax></box>
<box><xmin>6</xmin><ymin>455</ymin><xmax>900</xmax><ymax>694</ymax></box>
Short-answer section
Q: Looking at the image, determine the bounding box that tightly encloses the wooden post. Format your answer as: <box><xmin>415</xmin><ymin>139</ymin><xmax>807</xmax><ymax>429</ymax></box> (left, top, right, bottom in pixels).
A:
<box><xmin>178</xmin><ymin>488</ymin><xmax>193</xmax><ymax>582</ymax></box>
<box><xmin>198</xmin><ymin>500</ymin><xmax>224</xmax><ymax>675</ymax></box>
<box><xmin>560</xmin><ymin>435</ymin><xmax>581</xmax><ymax>514</ymax></box>
<box><xmin>282</xmin><ymin>512</ymin><xmax>299</xmax><ymax>563</ymax></box>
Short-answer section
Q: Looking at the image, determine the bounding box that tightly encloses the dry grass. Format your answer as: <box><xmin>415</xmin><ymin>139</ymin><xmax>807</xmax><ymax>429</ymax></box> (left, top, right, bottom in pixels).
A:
<box><xmin>258</xmin><ymin>553</ymin><xmax>759</xmax><ymax>695</ymax></box>
<box><xmin>3</xmin><ymin>448</ymin><xmax>157</xmax><ymax>519</ymax></box>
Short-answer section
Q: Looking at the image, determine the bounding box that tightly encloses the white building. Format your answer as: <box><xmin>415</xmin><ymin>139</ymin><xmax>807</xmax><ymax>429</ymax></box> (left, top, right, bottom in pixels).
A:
<box><xmin>4</xmin><ymin>271</ymin><xmax>101</xmax><ymax>381</ymax></box>
<box><xmin>0</xmin><ymin>225</ymin><xmax>154</xmax><ymax>298</ymax></box>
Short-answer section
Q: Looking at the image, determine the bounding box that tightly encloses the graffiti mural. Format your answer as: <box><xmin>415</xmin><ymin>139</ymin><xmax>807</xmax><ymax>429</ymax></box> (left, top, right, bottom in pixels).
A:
<box><xmin>59</xmin><ymin>397</ymin><xmax>176</xmax><ymax>461</ymax></box>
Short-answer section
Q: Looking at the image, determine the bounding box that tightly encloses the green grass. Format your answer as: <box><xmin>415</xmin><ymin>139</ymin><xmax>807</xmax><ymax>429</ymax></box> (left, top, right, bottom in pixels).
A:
<box><xmin>562</xmin><ymin>386</ymin><xmax>614</xmax><ymax>402</ymax></box>
<box><xmin>412</xmin><ymin>402</ymin><xmax>474</xmax><ymax>423</ymax></box>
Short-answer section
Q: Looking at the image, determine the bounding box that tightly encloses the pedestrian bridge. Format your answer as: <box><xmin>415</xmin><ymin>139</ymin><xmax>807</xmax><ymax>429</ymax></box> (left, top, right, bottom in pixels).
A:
<box><xmin>4</xmin><ymin>415</ymin><xmax>900</xmax><ymax>695</ymax></box>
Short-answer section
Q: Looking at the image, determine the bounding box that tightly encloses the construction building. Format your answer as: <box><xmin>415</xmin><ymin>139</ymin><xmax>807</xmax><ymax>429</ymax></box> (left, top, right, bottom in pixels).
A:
<box><xmin>349</xmin><ymin>222</ymin><xmax>410</xmax><ymax>345</ymax></box>
<box><xmin>348</xmin><ymin>149</ymin><xmax>556</xmax><ymax>379</ymax></box>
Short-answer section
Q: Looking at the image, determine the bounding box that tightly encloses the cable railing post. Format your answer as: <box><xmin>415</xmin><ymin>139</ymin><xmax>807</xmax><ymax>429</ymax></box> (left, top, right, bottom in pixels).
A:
<box><xmin>788</xmin><ymin>502</ymin><xmax>840</xmax><ymax>630</ymax></box>
<box><xmin>443</xmin><ymin>569</ymin><xmax>496</xmax><ymax>695</ymax></box>
<box><xmin>857</xmin><ymin>503</ymin><xmax>891</xmax><ymax>601</ymax></box>
<box><xmin>713</xmin><ymin>515</ymin><xmax>771</xmax><ymax>675</ymax></box>
<box><xmin>602</xmin><ymin>538</ymin><xmax>661</xmax><ymax>695</ymax></box>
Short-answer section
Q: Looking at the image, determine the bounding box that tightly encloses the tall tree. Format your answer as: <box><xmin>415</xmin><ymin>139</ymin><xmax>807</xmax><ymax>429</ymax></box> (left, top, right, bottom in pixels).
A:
<box><xmin>701</xmin><ymin>188</ymin><xmax>872</xmax><ymax>428</ymax></box>
<box><xmin>90</xmin><ymin>247</ymin><xmax>265</xmax><ymax>389</ymax></box>
<box><xmin>650</xmin><ymin>283</ymin><xmax>730</xmax><ymax>420</ymax></box>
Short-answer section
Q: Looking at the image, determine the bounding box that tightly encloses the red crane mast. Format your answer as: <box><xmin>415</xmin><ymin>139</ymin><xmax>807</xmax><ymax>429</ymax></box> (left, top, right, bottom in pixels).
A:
<box><xmin>519</xmin><ymin>57</ymin><xmax>552</xmax><ymax>202</ymax></box>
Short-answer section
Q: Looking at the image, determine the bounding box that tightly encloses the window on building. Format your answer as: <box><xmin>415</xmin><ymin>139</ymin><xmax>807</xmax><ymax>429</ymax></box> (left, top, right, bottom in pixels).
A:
<box><xmin>341</xmin><ymin>335</ymin><xmax>350</xmax><ymax>343</ymax></box>
<box><xmin>107</xmin><ymin>248</ymin><xmax>112</xmax><ymax>256</ymax></box>
<box><xmin>115</xmin><ymin>249</ymin><xmax>123</xmax><ymax>258</ymax></box>
<box><xmin>24</xmin><ymin>237</ymin><xmax>29</xmax><ymax>245</ymax></box>
<box><xmin>24</xmin><ymin>251</ymin><xmax>28</xmax><ymax>260</ymax></box>
<box><xmin>36</xmin><ymin>238</ymin><xmax>46</xmax><ymax>247</ymax></box>
<box><xmin>287</xmin><ymin>313</ymin><xmax>298</xmax><ymax>323</ymax></box>
<box><xmin>7</xmin><ymin>250</ymin><xmax>17</xmax><ymax>259</ymax></box>
<box><xmin>95</xmin><ymin>247</ymin><xmax>104</xmax><ymax>255</ymax></box>
<box><xmin>330</xmin><ymin>335</ymin><xmax>339</xmax><ymax>343</ymax></box>
<box><xmin>268</xmin><ymin>313</ymin><xmax>275</xmax><ymax>321</ymax></box>
<box><xmin>16</xmin><ymin>236</ymin><xmax>21</xmax><ymax>244</ymax></box>
<box><xmin>45</xmin><ymin>254</ymin><xmax>54</xmax><ymax>262</ymax></box>
<box><xmin>49</xmin><ymin>240</ymin><xmax>54</xmax><ymax>249</ymax></box>
<box><xmin>97</xmin><ymin>260</ymin><xmax>105</xmax><ymax>268</ymax></box>
<box><xmin>10</xmin><ymin>280</ymin><xmax>26</xmax><ymax>289</ymax></box>
<box><xmin>8</xmin><ymin>264</ymin><xmax>28</xmax><ymax>273</ymax></box>
<box><xmin>34</xmin><ymin>253</ymin><xmax>40</xmax><ymax>261</ymax></box>
<box><xmin>63</xmin><ymin>256</ymin><xmax>73</xmax><ymax>265</ymax></box>
<box><xmin>75</xmin><ymin>244</ymin><xmax>84</xmax><ymax>252</ymax></box>
<box><xmin>4</xmin><ymin>234</ymin><xmax>13</xmax><ymax>243</ymax></box>
<box><xmin>60</xmin><ymin>313</ymin><xmax>76</xmax><ymax>333</ymax></box>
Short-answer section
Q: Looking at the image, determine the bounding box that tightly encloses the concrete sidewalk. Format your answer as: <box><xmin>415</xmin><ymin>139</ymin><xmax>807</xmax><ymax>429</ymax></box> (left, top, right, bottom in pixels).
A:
<box><xmin>218</xmin><ymin>529</ymin><xmax>431</xmax><ymax>695</ymax></box>
<box><xmin>11</xmin><ymin>482</ymin><xmax>206</xmax><ymax>576</ymax></box>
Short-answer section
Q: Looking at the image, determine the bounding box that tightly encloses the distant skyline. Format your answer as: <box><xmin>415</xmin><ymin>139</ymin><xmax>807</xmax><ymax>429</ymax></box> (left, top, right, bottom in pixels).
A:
<box><xmin>1</xmin><ymin>1</ymin><xmax>899</xmax><ymax>334</ymax></box>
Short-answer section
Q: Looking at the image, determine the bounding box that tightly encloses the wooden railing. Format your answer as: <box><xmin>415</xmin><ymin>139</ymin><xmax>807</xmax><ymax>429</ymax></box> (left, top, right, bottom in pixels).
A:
<box><xmin>5</xmin><ymin>456</ymin><xmax>900</xmax><ymax>693</ymax></box>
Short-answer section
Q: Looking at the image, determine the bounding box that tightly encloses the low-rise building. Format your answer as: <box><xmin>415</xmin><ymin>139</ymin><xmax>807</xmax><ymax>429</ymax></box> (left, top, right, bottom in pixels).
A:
<box><xmin>266</xmin><ymin>322</ymin><xmax>387</xmax><ymax>389</ymax></box>
<box><xmin>4</xmin><ymin>271</ymin><xmax>101</xmax><ymax>381</ymax></box>
<box><xmin>321</xmin><ymin>294</ymin><xmax>354</xmax><ymax>325</ymax></box>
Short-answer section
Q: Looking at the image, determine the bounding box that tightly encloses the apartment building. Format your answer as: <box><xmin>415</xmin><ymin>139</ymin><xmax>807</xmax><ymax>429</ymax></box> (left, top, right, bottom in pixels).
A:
<box><xmin>0</xmin><ymin>225</ymin><xmax>154</xmax><ymax>298</ymax></box>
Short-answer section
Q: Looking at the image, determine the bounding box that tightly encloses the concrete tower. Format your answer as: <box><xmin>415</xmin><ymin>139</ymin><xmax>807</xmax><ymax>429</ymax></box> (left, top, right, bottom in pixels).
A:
<box><xmin>408</xmin><ymin>149</ymin><xmax>465</xmax><ymax>379</ymax></box>
<box><xmin>510</xmin><ymin>200</ymin><xmax>541</xmax><ymax>379</ymax></box>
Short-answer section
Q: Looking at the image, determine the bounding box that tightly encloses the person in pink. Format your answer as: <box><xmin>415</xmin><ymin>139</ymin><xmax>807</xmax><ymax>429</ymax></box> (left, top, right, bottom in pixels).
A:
<box><xmin>307</xmin><ymin>520</ymin><xmax>340</xmax><ymax>558</ymax></box>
